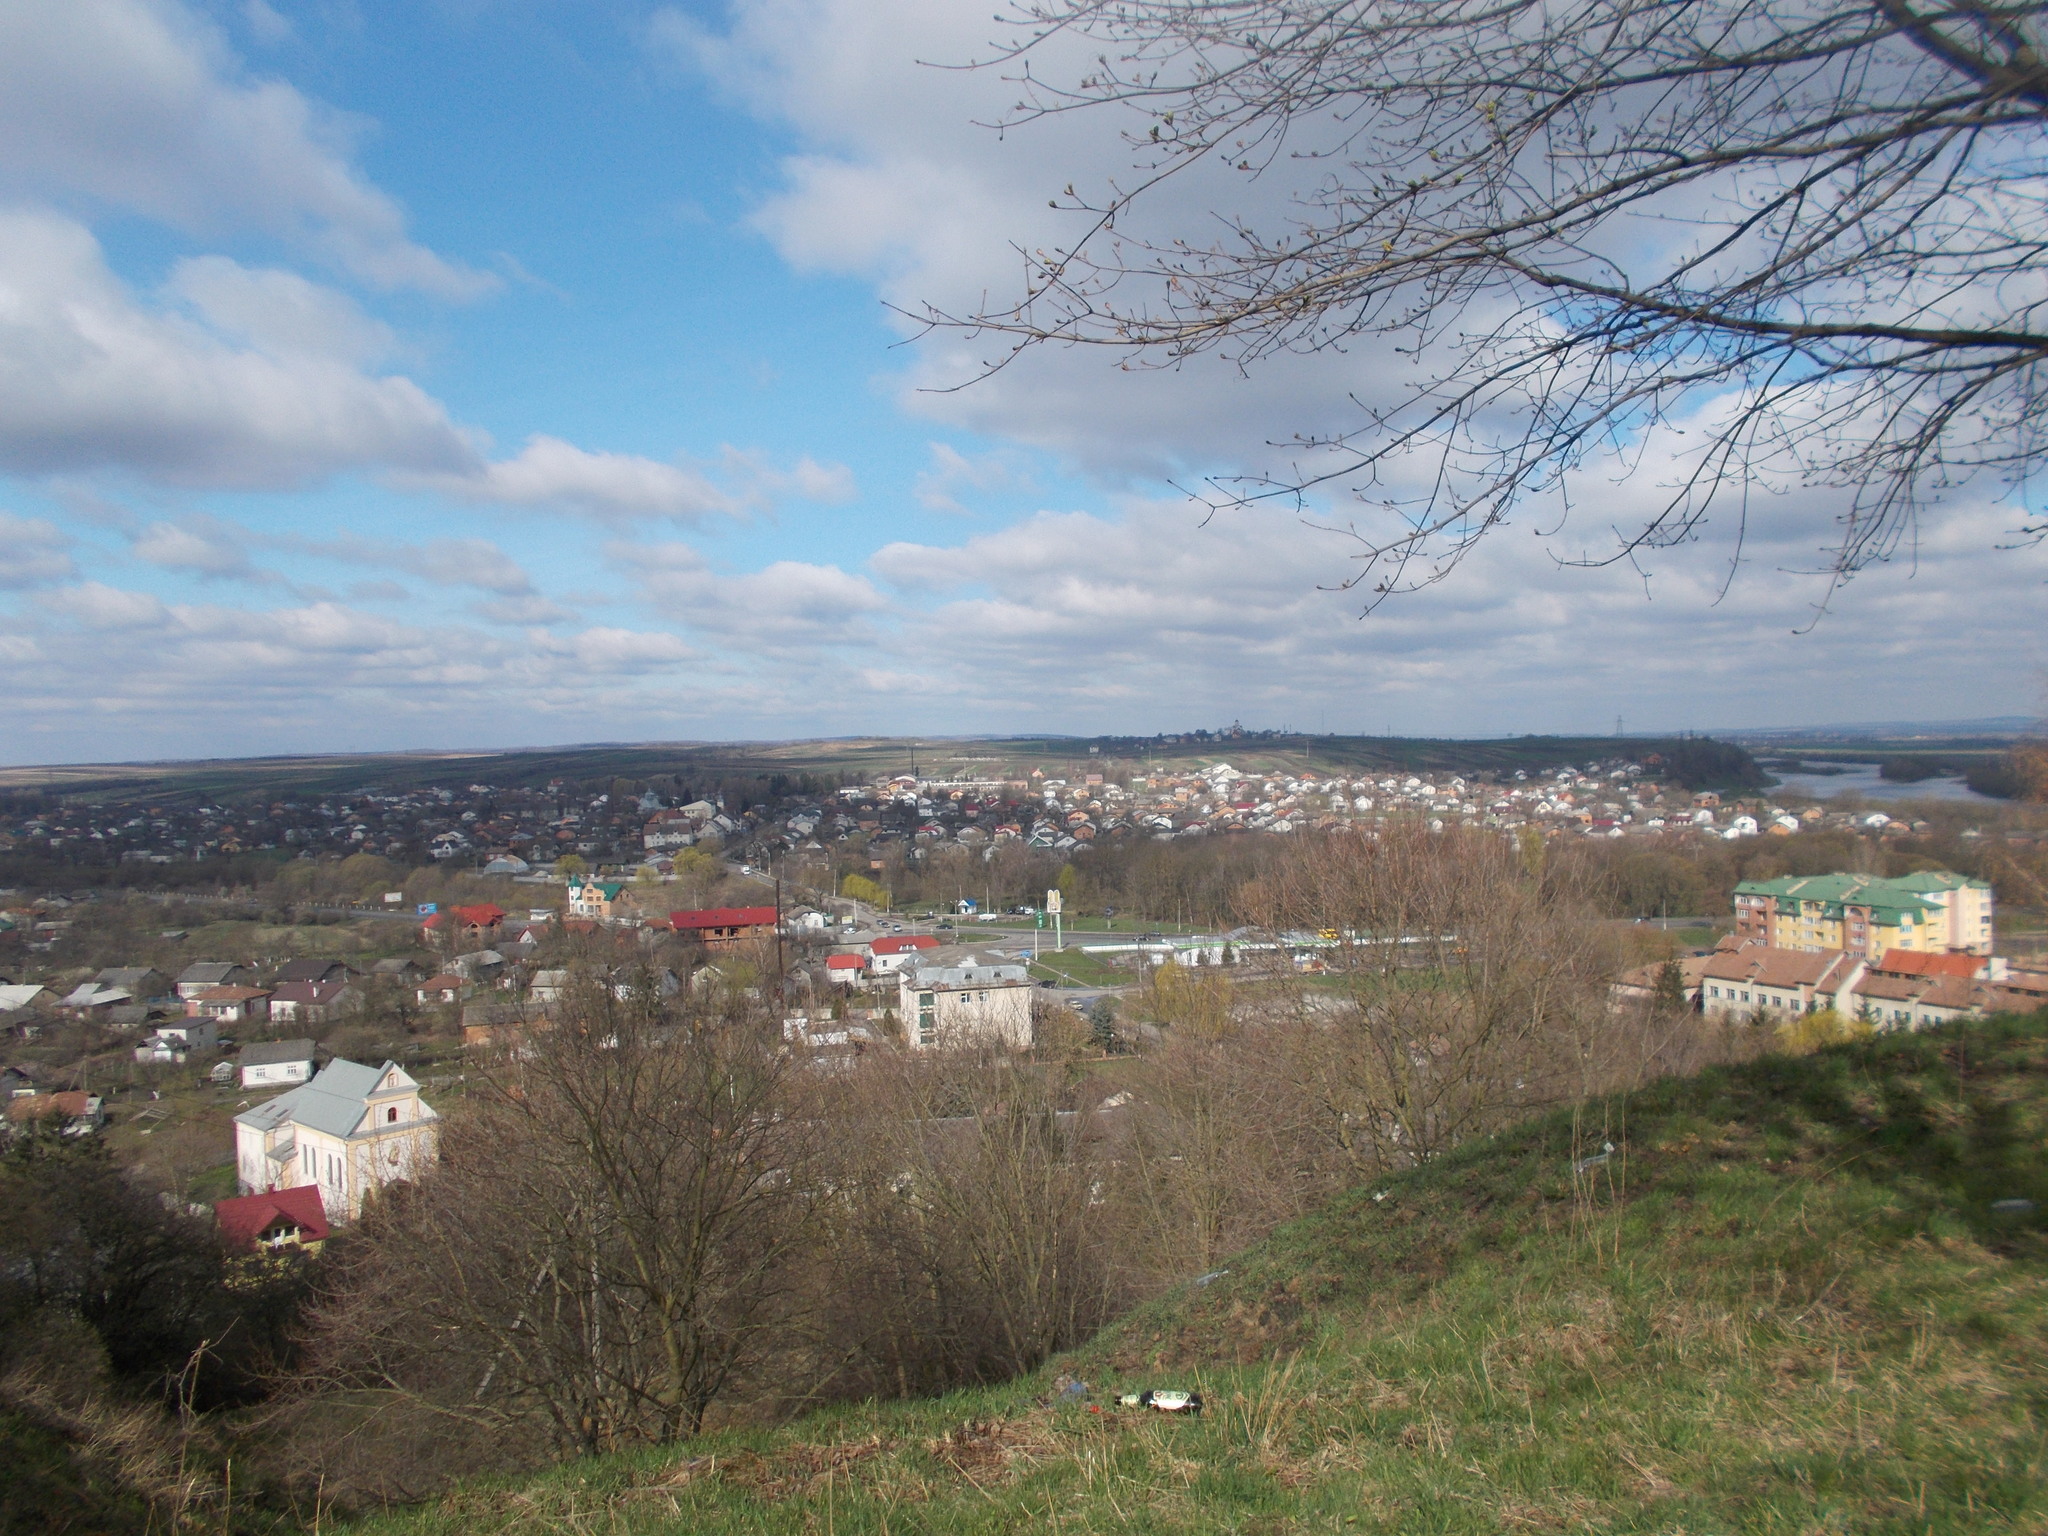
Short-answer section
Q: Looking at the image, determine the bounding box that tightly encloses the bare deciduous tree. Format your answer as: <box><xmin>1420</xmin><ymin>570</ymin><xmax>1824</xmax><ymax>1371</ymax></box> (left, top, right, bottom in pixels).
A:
<box><xmin>947</xmin><ymin>1</ymin><xmax>2048</xmax><ymax>597</ymax></box>
<box><xmin>1239</xmin><ymin>826</ymin><xmax>1625</xmax><ymax>1172</ymax></box>
<box><xmin>298</xmin><ymin>982</ymin><xmax>824</xmax><ymax>1478</ymax></box>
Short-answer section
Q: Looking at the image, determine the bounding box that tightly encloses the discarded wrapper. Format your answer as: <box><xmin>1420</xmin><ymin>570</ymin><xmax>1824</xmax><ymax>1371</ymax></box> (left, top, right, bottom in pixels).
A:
<box><xmin>1116</xmin><ymin>1388</ymin><xmax>1203</xmax><ymax>1414</ymax></box>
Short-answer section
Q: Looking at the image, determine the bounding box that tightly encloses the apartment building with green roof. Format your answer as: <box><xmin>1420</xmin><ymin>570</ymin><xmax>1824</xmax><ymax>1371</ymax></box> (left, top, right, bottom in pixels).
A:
<box><xmin>1732</xmin><ymin>871</ymin><xmax>1993</xmax><ymax>958</ymax></box>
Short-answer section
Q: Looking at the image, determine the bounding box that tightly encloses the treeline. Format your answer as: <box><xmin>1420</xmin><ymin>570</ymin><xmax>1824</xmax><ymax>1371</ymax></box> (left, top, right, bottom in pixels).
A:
<box><xmin>821</xmin><ymin>806</ymin><xmax>2048</xmax><ymax>930</ymax></box>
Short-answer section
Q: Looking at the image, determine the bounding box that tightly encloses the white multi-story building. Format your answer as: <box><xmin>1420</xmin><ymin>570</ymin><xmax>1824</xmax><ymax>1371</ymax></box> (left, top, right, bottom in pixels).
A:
<box><xmin>234</xmin><ymin>1059</ymin><xmax>439</xmax><ymax>1222</ymax></box>
<box><xmin>897</xmin><ymin>949</ymin><xmax>1035</xmax><ymax>1052</ymax></box>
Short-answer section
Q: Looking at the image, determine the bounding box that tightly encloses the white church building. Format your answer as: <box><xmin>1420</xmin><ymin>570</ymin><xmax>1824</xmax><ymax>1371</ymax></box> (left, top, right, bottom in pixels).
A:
<box><xmin>234</xmin><ymin>1058</ymin><xmax>440</xmax><ymax>1222</ymax></box>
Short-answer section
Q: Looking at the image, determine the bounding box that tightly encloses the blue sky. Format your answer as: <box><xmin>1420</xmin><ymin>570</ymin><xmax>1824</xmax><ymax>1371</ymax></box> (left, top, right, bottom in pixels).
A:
<box><xmin>0</xmin><ymin>0</ymin><xmax>2041</xmax><ymax>765</ymax></box>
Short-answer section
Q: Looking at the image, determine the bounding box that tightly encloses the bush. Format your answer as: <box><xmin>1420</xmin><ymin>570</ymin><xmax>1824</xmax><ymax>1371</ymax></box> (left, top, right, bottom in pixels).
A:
<box><xmin>1777</xmin><ymin>1007</ymin><xmax>1872</xmax><ymax>1055</ymax></box>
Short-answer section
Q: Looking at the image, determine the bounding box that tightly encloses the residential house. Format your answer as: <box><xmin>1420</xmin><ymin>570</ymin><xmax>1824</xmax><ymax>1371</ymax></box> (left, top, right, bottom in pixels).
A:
<box><xmin>1733</xmin><ymin>871</ymin><xmax>1994</xmax><ymax>957</ymax></box>
<box><xmin>233</xmin><ymin>1059</ymin><xmax>440</xmax><ymax>1222</ymax></box>
<box><xmin>133</xmin><ymin>1016</ymin><xmax>219</xmax><ymax>1062</ymax></box>
<box><xmin>240</xmin><ymin>1038</ymin><xmax>317</xmax><ymax>1088</ymax></box>
<box><xmin>95</xmin><ymin>968</ymin><xmax>173</xmax><ymax>1005</ymax></box>
<box><xmin>416</xmin><ymin>973</ymin><xmax>471</xmax><ymax>1006</ymax></box>
<box><xmin>461</xmin><ymin>1000</ymin><xmax>554</xmax><ymax>1048</ymax></box>
<box><xmin>824</xmin><ymin>953</ymin><xmax>866</xmax><ymax>986</ymax></box>
<box><xmin>1868</xmin><ymin>949</ymin><xmax>2004</xmax><ymax>982</ymax></box>
<box><xmin>213</xmin><ymin>1185</ymin><xmax>331</xmax><ymax>1254</ymax></box>
<box><xmin>274</xmin><ymin>960</ymin><xmax>357</xmax><ymax>988</ymax></box>
<box><xmin>528</xmin><ymin>968</ymin><xmax>572</xmax><ymax>1006</ymax></box>
<box><xmin>643</xmin><ymin>810</ymin><xmax>697</xmax><ymax>850</ymax></box>
<box><xmin>269</xmin><ymin>980</ymin><xmax>358</xmax><ymax>1026</ymax></box>
<box><xmin>897</xmin><ymin>948</ymin><xmax>1035</xmax><ymax>1052</ymax></box>
<box><xmin>4</xmin><ymin>1091</ymin><xmax>104</xmax><ymax>1136</ymax></box>
<box><xmin>1696</xmin><ymin>943</ymin><xmax>1865</xmax><ymax>1020</ymax></box>
<box><xmin>669</xmin><ymin>906</ymin><xmax>779</xmax><ymax>949</ymax></box>
<box><xmin>192</xmin><ymin>986</ymin><xmax>272</xmax><ymax>1025</ymax></box>
<box><xmin>866</xmin><ymin>934</ymin><xmax>939</xmax><ymax>974</ymax></box>
<box><xmin>450</xmin><ymin>903</ymin><xmax>507</xmax><ymax>941</ymax></box>
<box><xmin>448</xmin><ymin>949</ymin><xmax>506</xmax><ymax>983</ymax></box>
<box><xmin>370</xmin><ymin>957</ymin><xmax>427</xmax><ymax>984</ymax></box>
<box><xmin>0</xmin><ymin>1064</ymin><xmax>37</xmax><ymax>1097</ymax></box>
<box><xmin>0</xmin><ymin>984</ymin><xmax>48</xmax><ymax>1015</ymax></box>
<box><xmin>1609</xmin><ymin>952</ymin><xmax>1715</xmax><ymax>1009</ymax></box>
<box><xmin>567</xmin><ymin>880</ymin><xmax>630</xmax><ymax>922</ymax></box>
<box><xmin>1849</xmin><ymin>972</ymin><xmax>1986</xmax><ymax>1030</ymax></box>
<box><xmin>60</xmin><ymin>980</ymin><xmax>137</xmax><ymax>1015</ymax></box>
<box><xmin>609</xmin><ymin>965</ymin><xmax>679</xmax><ymax>1001</ymax></box>
<box><xmin>177</xmin><ymin>962</ymin><xmax>253</xmax><ymax>1002</ymax></box>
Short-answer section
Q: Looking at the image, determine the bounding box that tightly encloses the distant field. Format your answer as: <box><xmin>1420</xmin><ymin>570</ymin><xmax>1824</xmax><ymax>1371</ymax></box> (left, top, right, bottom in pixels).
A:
<box><xmin>0</xmin><ymin>731</ymin><xmax>1758</xmax><ymax>802</ymax></box>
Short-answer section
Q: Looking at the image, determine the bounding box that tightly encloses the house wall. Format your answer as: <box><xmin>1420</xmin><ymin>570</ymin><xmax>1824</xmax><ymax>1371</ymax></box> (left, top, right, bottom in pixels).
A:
<box><xmin>242</xmin><ymin>1059</ymin><xmax>312</xmax><ymax>1088</ymax></box>
<box><xmin>900</xmin><ymin>979</ymin><xmax>1034</xmax><ymax>1052</ymax></box>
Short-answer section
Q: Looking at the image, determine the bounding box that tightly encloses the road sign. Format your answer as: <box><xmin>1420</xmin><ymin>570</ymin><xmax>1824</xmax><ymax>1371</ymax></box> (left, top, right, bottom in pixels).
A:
<box><xmin>416</xmin><ymin>903</ymin><xmax>438</xmax><ymax>916</ymax></box>
<box><xmin>1045</xmin><ymin>889</ymin><xmax>1063</xmax><ymax>914</ymax></box>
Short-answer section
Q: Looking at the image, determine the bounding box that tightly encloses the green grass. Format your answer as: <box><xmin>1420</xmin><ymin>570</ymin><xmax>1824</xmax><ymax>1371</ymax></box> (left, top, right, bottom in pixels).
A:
<box><xmin>1026</xmin><ymin>949</ymin><xmax>1130</xmax><ymax>989</ymax></box>
<box><xmin>351</xmin><ymin>1016</ymin><xmax>2048</xmax><ymax>1535</ymax></box>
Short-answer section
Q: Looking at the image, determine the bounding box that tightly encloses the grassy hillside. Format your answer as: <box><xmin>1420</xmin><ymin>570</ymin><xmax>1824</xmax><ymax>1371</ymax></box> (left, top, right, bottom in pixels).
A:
<box><xmin>357</xmin><ymin>1017</ymin><xmax>2048</xmax><ymax>1535</ymax></box>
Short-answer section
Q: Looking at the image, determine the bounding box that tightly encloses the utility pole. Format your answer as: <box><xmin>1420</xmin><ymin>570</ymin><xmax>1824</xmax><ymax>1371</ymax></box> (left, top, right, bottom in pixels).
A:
<box><xmin>773</xmin><ymin>864</ymin><xmax>785</xmax><ymax>1003</ymax></box>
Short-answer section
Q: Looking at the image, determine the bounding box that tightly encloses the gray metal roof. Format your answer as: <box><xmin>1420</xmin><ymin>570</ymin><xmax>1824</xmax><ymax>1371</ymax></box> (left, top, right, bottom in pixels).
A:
<box><xmin>233</xmin><ymin>1058</ymin><xmax>433</xmax><ymax>1140</ymax></box>
<box><xmin>177</xmin><ymin>962</ymin><xmax>242</xmax><ymax>985</ymax></box>
<box><xmin>239</xmin><ymin>1037</ymin><xmax>316</xmax><ymax>1067</ymax></box>
<box><xmin>901</xmin><ymin>950</ymin><xmax>1031</xmax><ymax>989</ymax></box>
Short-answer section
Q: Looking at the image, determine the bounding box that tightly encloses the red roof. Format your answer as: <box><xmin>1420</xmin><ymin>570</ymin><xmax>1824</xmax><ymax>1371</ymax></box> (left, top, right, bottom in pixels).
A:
<box><xmin>214</xmin><ymin>1185</ymin><xmax>330</xmax><ymax>1251</ymax></box>
<box><xmin>452</xmin><ymin>903</ymin><xmax>506</xmax><ymax>928</ymax></box>
<box><xmin>825</xmin><ymin>953</ymin><xmax>866</xmax><ymax>969</ymax></box>
<box><xmin>5</xmin><ymin>1091</ymin><xmax>92</xmax><ymax>1125</ymax></box>
<box><xmin>1874</xmin><ymin>949</ymin><xmax>1983</xmax><ymax>980</ymax></box>
<box><xmin>669</xmin><ymin>906</ymin><xmax>778</xmax><ymax>931</ymax></box>
<box><xmin>870</xmin><ymin>935</ymin><xmax>939</xmax><ymax>956</ymax></box>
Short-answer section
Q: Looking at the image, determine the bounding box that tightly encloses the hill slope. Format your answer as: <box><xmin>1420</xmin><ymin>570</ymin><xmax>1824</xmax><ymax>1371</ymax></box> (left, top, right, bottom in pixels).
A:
<box><xmin>357</xmin><ymin>1018</ymin><xmax>2048</xmax><ymax>1535</ymax></box>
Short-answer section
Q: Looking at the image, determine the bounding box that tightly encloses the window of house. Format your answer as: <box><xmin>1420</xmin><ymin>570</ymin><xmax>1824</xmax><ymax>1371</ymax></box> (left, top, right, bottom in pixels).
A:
<box><xmin>387</xmin><ymin>1105</ymin><xmax>398</xmax><ymax>1123</ymax></box>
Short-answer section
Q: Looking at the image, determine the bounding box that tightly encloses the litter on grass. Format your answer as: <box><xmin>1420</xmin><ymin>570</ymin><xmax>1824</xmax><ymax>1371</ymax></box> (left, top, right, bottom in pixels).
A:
<box><xmin>1116</xmin><ymin>1389</ymin><xmax>1203</xmax><ymax>1414</ymax></box>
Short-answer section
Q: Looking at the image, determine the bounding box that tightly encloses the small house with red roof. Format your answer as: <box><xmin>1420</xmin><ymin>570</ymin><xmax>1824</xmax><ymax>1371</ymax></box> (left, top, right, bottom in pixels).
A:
<box><xmin>214</xmin><ymin>1185</ymin><xmax>331</xmax><ymax>1254</ymax></box>
<box><xmin>668</xmin><ymin>906</ymin><xmax>779</xmax><ymax>949</ymax></box>
<box><xmin>451</xmin><ymin>903</ymin><xmax>506</xmax><ymax>940</ymax></box>
<box><xmin>867</xmin><ymin>933</ymin><xmax>940</xmax><ymax>975</ymax></box>
<box><xmin>824</xmin><ymin>953</ymin><xmax>867</xmax><ymax>985</ymax></box>
<box><xmin>1870</xmin><ymin>949</ymin><xmax>1994</xmax><ymax>982</ymax></box>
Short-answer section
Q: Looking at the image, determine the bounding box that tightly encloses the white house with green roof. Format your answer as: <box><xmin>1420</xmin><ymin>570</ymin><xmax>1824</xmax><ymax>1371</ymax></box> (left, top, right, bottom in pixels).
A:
<box><xmin>234</xmin><ymin>1059</ymin><xmax>439</xmax><ymax>1222</ymax></box>
<box><xmin>1733</xmin><ymin>871</ymin><xmax>1993</xmax><ymax>958</ymax></box>
<box><xmin>567</xmin><ymin>877</ymin><xmax>631</xmax><ymax>922</ymax></box>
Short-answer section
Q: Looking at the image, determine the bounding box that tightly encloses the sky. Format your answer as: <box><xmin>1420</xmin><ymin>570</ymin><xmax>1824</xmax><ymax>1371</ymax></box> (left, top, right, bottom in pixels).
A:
<box><xmin>0</xmin><ymin>0</ymin><xmax>2041</xmax><ymax>766</ymax></box>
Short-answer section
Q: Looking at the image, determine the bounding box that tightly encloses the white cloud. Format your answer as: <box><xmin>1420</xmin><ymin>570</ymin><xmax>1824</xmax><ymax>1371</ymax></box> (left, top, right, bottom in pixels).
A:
<box><xmin>621</xmin><ymin>539</ymin><xmax>890</xmax><ymax>648</ymax></box>
<box><xmin>475</xmin><ymin>593</ymin><xmax>577</xmax><ymax>627</ymax></box>
<box><xmin>0</xmin><ymin>0</ymin><xmax>486</xmax><ymax>297</ymax></box>
<box><xmin>536</xmin><ymin>626</ymin><xmax>695</xmax><ymax>672</ymax></box>
<box><xmin>913</xmin><ymin>442</ymin><xmax>1023</xmax><ymax>515</ymax></box>
<box><xmin>405</xmin><ymin>537</ymin><xmax>537</xmax><ymax>597</ymax></box>
<box><xmin>167</xmin><ymin>255</ymin><xmax>396</xmax><ymax>364</ymax></box>
<box><xmin>669</xmin><ymin>0</ymin><xmax>1382</xmax><ymax>485</ymax></box>
<box><xmin>131</xmin><ymin>515</ymin><xmax>255</xmax><ymax>577</ymax></box>
<box><xmin>410</xmin><ymin>435</ymin><xmax>859</xmax><ymax>523</ymax></box>
<box><xmin>0</xmin><ymin>512</ymin><xmax>76</xmax><ymax>588</ymax></box>
<box><xmin>0</xmin><ymin>210</ymin><xmax>476</xmax><ymax>486</ymax></box>
<box><xmin>417</xmin><ymin>435</ymin><xmax>745</xmax><ymax>521</ymax></box>
<box><xmin>42</xmin><ymin>580</ymin><xmax>173</xmax><ymax>630</ymax></box>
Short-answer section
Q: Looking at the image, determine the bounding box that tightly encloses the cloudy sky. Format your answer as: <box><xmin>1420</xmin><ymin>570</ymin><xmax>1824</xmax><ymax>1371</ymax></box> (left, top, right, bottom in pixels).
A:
<box><xmin>0</xmin><ymin>0</ymin><xmax>2040</xmax><ymax>765</ymax></box>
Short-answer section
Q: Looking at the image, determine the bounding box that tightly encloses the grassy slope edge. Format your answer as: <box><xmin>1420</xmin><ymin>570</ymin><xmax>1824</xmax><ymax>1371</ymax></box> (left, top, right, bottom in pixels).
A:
<box><xmin>358</xmin><ymin>1017</ymin><xmax>2048</xmax><ymax>1535</ymax></box>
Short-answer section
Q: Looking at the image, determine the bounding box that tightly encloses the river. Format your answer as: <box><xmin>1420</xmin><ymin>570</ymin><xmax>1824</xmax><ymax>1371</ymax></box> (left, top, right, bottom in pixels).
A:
<box><xmin>1765</xmin><ymin>762</ymin><xmax>2003</xmax><ymax>805</ymax></box>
